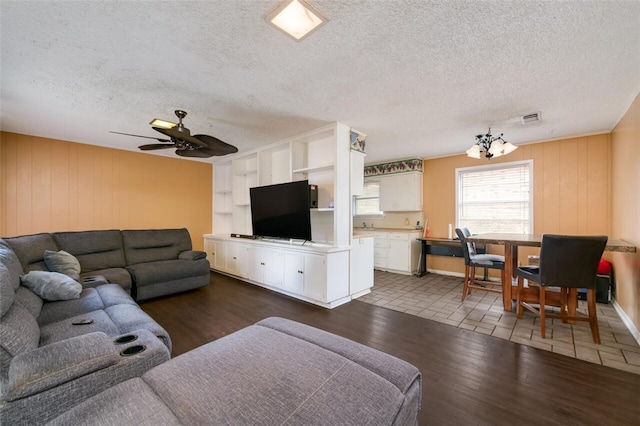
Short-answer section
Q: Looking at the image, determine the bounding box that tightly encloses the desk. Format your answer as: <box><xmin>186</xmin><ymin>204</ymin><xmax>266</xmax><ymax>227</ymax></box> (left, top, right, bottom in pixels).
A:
<box><xmin>415</xmin><ymin>237</ymin><xmax>484</xmax><ymax>277</ymax></box>
<box><xmin>466</xmin><ymin>233</ymin><xmax>637</xmax><ymax>311</ymax></box>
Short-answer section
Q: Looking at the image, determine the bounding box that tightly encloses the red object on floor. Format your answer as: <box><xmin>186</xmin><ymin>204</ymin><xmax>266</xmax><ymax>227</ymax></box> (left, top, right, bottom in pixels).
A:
<box><xmin>598</xmin><ymin>259</ymin><xmax>612</xmax><ymax>275</ymax></box>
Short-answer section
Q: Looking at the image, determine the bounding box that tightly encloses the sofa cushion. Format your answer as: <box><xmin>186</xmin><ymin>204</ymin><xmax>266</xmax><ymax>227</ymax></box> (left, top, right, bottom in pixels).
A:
<box><xmin>122</xmin><ymin>228</ymin><xmax>192</xmax><ymax>265</ymax></box>
<box><xmin>137</xmin><ymin>322</ymin><xmax>410</xmax><ymax>425</ymax></box>
<box><xmin>37</xmin><ymin>284</ymin><xmax>137</xmax><ymax>326</ymax></box>
<box><xmin>20</xmin><ymin>271</ymin><xmax>82</xmax><ymax>301</ymax></box>
<box><xmin>127</xmin><ymin>258</ymin><xmax>210</xmax><ymax>287</ymax></box>
<box><xmin>39</xmin><ymin>310</ymin><xmax>121</xmax><ymax>346</ymax></box>
<box><xmin>14</xmin><ymin>286</ymin><xmax>43</xmax><ymax>319</ymax></box>
<box><xmin>0</xmin><ymin>265</ymin><xmax>16</xmax><ymax>317</ymax></box>
<box><xmin>47</xmin><ymin>377</ymin><xmax>183</xmax><ymax>426</ymax></box>
<box><xmin>52</xmin><ymin>230</ymin><xmax>126</xmax><ymax>272</ymax></box>
<box><xmin>44</xmin><ymin>250</ymin><xmax>81</xmax><ymax>281</ymax></box>
<box><xmin>3</xmin><ymin>233</ymin><xmax>59</xmax><ymax>273</ymax></box>
<box><xmin>0</xmin><ymin>303</ymin><xmax>40</xmax><ymax>357</ymax></box>
<box><xmin>0</xmin><ymin>239</ymin><xmax>24</xmax><ymax>290</ymax></box>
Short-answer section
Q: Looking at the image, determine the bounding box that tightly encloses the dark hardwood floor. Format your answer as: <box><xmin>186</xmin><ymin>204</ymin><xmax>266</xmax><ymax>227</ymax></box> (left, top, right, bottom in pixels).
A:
<box><xmin>141</xmin><ymin>272</ymin><xmax>640</xmax><ymax>426</ymax></box>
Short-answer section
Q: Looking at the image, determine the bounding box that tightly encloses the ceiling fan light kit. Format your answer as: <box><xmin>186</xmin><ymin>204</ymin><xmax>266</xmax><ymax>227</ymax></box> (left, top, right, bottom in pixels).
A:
<box><xmin>149</xmin><ymin>118</ymin><xmax>177</xmax><ymax>129</ymax></box>
<box><xmin>111</xmin><ymin>110</ymin><xmax>238</xmax><ymax>158</ymax></box>
<box><xmin>466</xmin><ymin>128</ymin><xmax>518</xmax><ymax>160</ymax></box>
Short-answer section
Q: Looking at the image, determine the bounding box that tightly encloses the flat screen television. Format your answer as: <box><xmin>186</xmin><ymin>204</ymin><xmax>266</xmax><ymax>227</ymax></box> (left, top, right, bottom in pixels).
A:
<box><xmin>250</xmin><ymin>180</ymin><xmax>312</xmax><ymax>241</ymax></box>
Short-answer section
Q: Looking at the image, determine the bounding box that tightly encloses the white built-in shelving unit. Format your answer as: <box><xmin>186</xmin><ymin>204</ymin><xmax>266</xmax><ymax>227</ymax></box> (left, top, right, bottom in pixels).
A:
<box><xmin>206</xmin><ymin>122</ymin><xmax>369</xmax><ymax>308</ymax></box>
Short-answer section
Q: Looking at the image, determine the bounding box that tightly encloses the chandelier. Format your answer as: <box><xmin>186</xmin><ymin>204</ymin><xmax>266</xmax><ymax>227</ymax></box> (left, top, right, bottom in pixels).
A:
<box><xmin>466</xmin><ymin>128</ymin><xmax>518</xmax><ymax>159</ymax></box>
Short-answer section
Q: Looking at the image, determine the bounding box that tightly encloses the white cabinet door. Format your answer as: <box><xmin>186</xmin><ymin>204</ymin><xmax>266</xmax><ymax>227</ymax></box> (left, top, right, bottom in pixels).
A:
<box><xmin>283</xmin><ymin>253</ymin><xmax>304</xmax><ymax>293</ymax></box>
<box><xmin>303</xmin><ymin>253</ymin><xmax>327</xmax><ymax>302</ymax></box>
<box><xmin>249</xmin><ymin>247</ymin><xmax>283</xmax><ymax>286</ymax></box>
<box><xmin>387</xmin><ymin>238</ymin><xmax>410</xmax><ymax>271</ymax></box>
<box><xmin>212</xmin><ymin>241</ymin><xmax>228</xmax><ymax>272</ymax></box>
<box><xmin>350</xmin><ymin>237</ymin><xmax>374</xmax><ymax>295</ymax></box>
<box><xmin>379</xmin><ymin>172</ymin><xmax>423</xmax><ymax>212</ymax></box>
<box><xmin>226</xmin><ymin>243</ymin><xmax>250</xmax><ymax>277</ymax></box>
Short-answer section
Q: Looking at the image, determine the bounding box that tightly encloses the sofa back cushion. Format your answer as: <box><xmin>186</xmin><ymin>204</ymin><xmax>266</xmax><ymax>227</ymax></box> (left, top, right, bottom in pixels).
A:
<box><xmin>4</xmin><ymin>233</ymin><xmax>59</xmax><ymax>273</ymax></box>
<box><xmin>0</xmin><ymin>264</ymin><xmax>16</xmax><ymax>317</ymax></box>
<box><xmin>14</xmin><ymin>286</ymin><xmax>43</xmax><ymax>319</ymax></box>
<box><xmin>122</xmin><ymin>228</ymin><xmax>193</xmax><ymax>265</ymax></box>
<box><xmin>0</xmin><ymin>303</ymin><xmax>40</xmax><ymax>357</ymax></box>
<box><xmin>52</xmin><ymin>230</ymin><xmax>126</xmax><ymax>272</ymax></box>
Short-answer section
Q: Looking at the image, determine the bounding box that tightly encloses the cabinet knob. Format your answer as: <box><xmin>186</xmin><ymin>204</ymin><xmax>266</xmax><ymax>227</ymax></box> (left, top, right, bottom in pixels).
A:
<box><xmin>298</xmin><ymin>270</ymin><xmax>303</xmax><ymax>274</ymax></box>
<box><xmin>233</xmin><ymin>256</ymin><xmax>237</xmax><ymax>260</ymax></box>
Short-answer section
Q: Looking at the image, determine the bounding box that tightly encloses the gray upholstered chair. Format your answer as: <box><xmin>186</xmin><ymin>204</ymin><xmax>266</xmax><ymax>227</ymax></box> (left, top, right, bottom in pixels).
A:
<box><xmin>456</xmin><ymin>228</ymin><xmax>505</xmax><ymax>301</ymax></box>
<box><xmin>516</xmin><ymin>234</ymin><xmax>607</xmax><ymax>343</ymax></box>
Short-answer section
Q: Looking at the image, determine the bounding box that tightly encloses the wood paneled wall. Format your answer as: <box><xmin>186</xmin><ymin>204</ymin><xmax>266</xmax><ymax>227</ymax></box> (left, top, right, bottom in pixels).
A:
<box><xmin>1</xmin><ymin>132</ymin><xmax>212</xmax><ymax>250</ymax></box>
<box><xmin>423</xmin><ymin>133</ymin><xmax>611</xmax><ymax>275</ymax></box>
<box><xmin>611</xmin><ymin>93</ymin><xmax>640</xmax><ymax>332</ymax></box>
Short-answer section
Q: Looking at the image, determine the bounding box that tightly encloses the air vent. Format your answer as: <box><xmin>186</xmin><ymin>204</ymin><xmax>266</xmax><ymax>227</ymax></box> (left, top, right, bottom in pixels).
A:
<box><xmin>520</xmin><ymin>112</ymin><xmax>541</xmax><ymax>124</ymax></box>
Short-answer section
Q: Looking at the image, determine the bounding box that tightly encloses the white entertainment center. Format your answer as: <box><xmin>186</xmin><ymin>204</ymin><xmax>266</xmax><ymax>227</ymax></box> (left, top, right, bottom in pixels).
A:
<box><xmin>204</xmin><ymin>122</ymin><xmax>372</xmax><ymax>308</ymax></box>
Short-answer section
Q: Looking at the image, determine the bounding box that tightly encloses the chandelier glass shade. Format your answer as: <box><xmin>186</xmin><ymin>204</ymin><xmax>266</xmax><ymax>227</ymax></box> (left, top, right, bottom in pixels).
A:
<box><xmin>466</xmin><ymin>128</ymin><xmax>518</xmax><ymax>159</ymax></box>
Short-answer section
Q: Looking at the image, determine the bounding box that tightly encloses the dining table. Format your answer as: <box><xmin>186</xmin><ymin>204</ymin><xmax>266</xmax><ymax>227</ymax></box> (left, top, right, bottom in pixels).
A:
<box><xmin>465</xmin><ymin>233</ymin><xmax>637</xmax><ymax>312</ymax></box>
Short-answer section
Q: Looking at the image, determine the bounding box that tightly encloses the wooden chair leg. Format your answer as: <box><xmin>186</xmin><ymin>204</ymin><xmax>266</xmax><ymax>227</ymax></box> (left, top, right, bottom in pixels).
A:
<box><xmin>462</xmin><ymin>266</ymin><xmax>470</xmax><ymax>301</ymax></box>
<box><xmin>587</xmin><ymin>288</ymin><xmax>601</xmax><ymax>344</ymax></box>
<box><xmin>560</xmin><ymin>288</ymin><xmax>569</xmax><ymax>323</ymax></box>
<box><xmin>539</xmin><ymin>285</ymin><xmax>546</xmax><ymax>338</ymax></box>
<box><xmin>516</xmin><ymin>275</ymin><xmax>524</xmax><ymax>319</ymax></box>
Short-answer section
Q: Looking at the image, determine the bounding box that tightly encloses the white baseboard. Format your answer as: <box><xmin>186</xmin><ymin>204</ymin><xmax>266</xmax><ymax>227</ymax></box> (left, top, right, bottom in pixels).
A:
<box><xmin>612</xmin><ymin>299</ymin><xmax>640</xmax><ymax>346</ymax></box>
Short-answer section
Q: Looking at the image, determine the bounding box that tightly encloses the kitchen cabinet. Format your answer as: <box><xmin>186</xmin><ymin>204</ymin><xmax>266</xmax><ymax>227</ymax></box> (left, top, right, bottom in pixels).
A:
<box><xmin>370</xmin><ymin>231</ymin><xmax>422</xmax><ymax>275</ymax></box>
<box><xmin>379</xmin><ymin>172</ymin><xmax>423</xmax><ymax>212</ymax></box>
<box><xmin>350</xmin><ymin>236</ymin><xmax>374</xmax><ymax>296</ymax></box>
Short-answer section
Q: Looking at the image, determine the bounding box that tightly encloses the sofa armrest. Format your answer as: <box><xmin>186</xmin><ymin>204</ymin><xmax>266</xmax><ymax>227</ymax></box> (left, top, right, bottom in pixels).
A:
<box><xmin>178</xmin><ymin>250</ymin><xmax>207</xmax><ymax>261</ymax></box>
<box><xmin>5</xmin><ymin>332</ymin><xmax>120</xmax><ymax>401</ymax></box>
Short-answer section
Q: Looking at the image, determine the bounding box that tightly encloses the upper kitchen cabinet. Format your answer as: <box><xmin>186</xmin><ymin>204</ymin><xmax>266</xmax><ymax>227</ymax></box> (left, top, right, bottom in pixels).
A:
<box><xmin>366</xmin><ymin>158</ymin><xmax>423</xmax><ymax>212</ymax></box>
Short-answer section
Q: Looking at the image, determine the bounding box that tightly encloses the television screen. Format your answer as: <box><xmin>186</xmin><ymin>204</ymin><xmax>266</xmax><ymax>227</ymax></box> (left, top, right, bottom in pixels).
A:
<box><xmin>250</xmin><ymin>180</ymin><xmax>312</xmax><ymax>241</ymax></box>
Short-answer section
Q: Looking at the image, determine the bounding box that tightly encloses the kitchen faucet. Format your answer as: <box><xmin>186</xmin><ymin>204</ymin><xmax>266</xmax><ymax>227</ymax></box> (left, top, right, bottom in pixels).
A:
<box><xmin>362</xmin><ymin>222</ymin><xmax>367</xmax><ymax>229</ymax></box>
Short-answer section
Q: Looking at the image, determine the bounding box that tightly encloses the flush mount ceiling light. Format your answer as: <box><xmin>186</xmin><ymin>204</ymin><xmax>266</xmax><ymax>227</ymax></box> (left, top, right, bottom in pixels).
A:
<box><xmin>266</xmin><ymin>0</ymin><xmax>328</xmax><ymax>41</ymax></box>
<box><xmin>466</xmin><ymin>128</ymin><xmax>518</xmax><ymax>160</ymax></box>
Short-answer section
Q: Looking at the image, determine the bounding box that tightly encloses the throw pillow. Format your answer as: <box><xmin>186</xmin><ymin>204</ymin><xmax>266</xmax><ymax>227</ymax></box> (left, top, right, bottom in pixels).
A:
<box><xmin>44</xmin><ymin>250</ymin><xmax>81</xmax><ymax>280</ymax></box>
<box><xmin>20</xmin><ymin>271</ymin><xmax>82</xmax><ymax>301</ymax></box>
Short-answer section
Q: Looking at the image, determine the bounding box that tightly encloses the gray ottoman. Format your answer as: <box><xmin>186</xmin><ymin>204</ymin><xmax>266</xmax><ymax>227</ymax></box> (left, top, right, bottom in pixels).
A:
<box><xmin>48</xmin><ymin>317</ymin><xmax>422</xmax><ymax>425</ymax></box>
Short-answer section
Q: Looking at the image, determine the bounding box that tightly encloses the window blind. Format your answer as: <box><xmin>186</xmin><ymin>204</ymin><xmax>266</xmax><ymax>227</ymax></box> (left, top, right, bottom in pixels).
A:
<box><xmin>456</xmin><ymin>160</ymin><xmax>533</xmax><ymax>234</ymax></box>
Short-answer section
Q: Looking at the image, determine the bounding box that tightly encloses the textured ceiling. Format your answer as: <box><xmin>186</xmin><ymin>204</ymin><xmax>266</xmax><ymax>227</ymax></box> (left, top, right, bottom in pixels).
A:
<box><xmin>1</xmin><ymin>1</ymin><xmax>639</xmax><ymax>164</ymax></box>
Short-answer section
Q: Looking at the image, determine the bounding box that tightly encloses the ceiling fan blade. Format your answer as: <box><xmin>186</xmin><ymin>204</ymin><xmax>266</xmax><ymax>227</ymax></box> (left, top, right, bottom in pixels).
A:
<box><xmin>175</xmin><ymin>149</ymin><xmax>213</xmax><ymax>158</ymax></box>
<box><xmin>194</xmin><ymin>134</ymin><xmax>239</xmax><ymax>155</ymax></box>
<box><xmin>110</xmin><ymin>131</ymin><xmax>171</xmax><ymax>142</ymax></box>
<box><xmin>152</xmin><ymin>127</ymin><xmax>208</xmax><ymax>148</ymax></box>
<box><xmin>138</xmin><ymin>143</ymin><xmax>177</xmax><ymax>150</ymax></box>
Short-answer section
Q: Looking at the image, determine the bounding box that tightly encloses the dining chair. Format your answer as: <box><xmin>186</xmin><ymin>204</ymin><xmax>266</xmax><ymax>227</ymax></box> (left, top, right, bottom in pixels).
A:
<box><xmin>516</xmin><ymin>234</ymin><xmax>607</xmax><ymax>344</ymax></box>
<box><xmin>455</xmin><ymin>228</ymin><xmax>505</xmax><ymax>301</ymax></box>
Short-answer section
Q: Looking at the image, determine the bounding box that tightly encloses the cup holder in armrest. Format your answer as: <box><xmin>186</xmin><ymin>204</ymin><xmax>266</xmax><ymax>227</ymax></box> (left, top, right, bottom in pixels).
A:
<box><xmin>81</xmin><ymin>275</ymin><xmax>108</xmax><ymax>285</ymax></box>
<box><xmin>114</xmin><ymin>334</ymin><xmax>138</xmax><ymax>345</ymax></box>
<box><xmin>120</xmin><ymin>345</ymin><xmax>146</xmax><ymax>357</ymax></box>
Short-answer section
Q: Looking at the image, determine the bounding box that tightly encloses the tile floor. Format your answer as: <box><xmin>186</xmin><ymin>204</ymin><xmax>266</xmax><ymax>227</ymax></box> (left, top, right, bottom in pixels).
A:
<box><xmin>358</xmin><ymin>270</ymin><xmax>640</xmax><ymax>375</ymax></box>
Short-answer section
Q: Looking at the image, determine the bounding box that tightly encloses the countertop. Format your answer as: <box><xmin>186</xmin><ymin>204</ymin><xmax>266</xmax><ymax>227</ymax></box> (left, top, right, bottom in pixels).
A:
<box><xmin>353</xmin><ymin>227</ymin><xmax>423</xmax><ymax>233</ymax></box>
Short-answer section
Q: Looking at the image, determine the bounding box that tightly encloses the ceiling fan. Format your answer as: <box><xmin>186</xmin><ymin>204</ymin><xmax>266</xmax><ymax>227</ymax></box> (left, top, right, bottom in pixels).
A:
<box><xmin>110</xmin><ymin>110</ymin><xmax>238</xmax><ymax>158</ymax></box>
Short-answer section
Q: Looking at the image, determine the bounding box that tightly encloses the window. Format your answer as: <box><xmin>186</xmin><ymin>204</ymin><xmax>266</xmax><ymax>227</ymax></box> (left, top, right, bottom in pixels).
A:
<box><xmin>456</xmin><ymin>160</ymin><xmax>533</xmax><ymax>234</ymax></box>
<box><xmin>354</xmin><ymin>180</ymin><xmax>383</xmax><ymax>216</ymax></box>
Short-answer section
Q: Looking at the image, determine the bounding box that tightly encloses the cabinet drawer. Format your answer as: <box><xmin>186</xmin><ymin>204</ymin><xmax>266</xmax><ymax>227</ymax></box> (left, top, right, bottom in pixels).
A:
<box><xmin>374</xmin><ymin>256</ymin><xmax>387</xmax><ymax>268</ymax></box>
<box><xmin>388</xmin><ymin>232</ymin><xmax>410</xmax><ymax>241</ymax></box>
<box><xmin>374</xmin><ymin>239</ymin><xmax>389</xmax><ymax>249</ymax></box>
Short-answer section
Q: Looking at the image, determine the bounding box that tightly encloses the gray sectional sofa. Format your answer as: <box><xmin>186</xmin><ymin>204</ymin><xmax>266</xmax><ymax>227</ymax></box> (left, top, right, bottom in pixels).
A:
<box><xmin>1</xmin><ymin>229</ymin><xmax>423</xmax><ymax>425</ymax></box>
<box><xmin>0</xmin><ymin>238</ymin><xmax>173</xmax><ymax>425</ymax></box>
<box><xmin>4</xmin><ymin>228</ymin><xmax>211</xmax><ymax>301</ymax></box>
